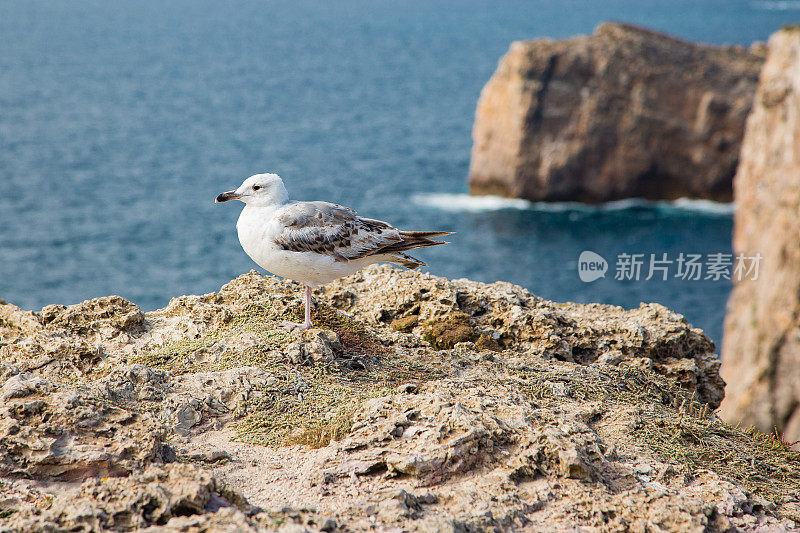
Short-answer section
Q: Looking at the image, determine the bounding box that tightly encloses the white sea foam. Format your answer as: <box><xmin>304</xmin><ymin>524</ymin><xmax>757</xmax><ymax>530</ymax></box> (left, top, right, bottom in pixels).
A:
<box><xmin>667</xmin><ymin>198</ymin><xmax>736</xmax><ymax>215</ymax></box>
<box><xmin>750</xmin><ymin>0</ymin><xmax>800</xmax><ymax>9</ymax></box>
<box><xmin>411</xmin><ymin>193</ymin><xmax>533</xmax><ymax>211</ymax></box>
<box><xmin>412</xmin><ymin>193</ymin><xmax>735</xmax><ymax>216</ymax></box>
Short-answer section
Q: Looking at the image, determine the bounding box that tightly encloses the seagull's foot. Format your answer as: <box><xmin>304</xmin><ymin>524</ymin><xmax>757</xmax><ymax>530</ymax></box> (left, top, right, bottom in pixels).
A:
<box><xmin>280</xmin><ymin>320</ymin><xmax>312</xmax><ymax>331</ymax></box>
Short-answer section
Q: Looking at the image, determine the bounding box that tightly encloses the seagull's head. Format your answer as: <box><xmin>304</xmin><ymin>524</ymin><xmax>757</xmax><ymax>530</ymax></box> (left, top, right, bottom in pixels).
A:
<box><xmin>215</xmin><ymin>173</ymin><xmax>289</xmax><ymax>207</ymax></box>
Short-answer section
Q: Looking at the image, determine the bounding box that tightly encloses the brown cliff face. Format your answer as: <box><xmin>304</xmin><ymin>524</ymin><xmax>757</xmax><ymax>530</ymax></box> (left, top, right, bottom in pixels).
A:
<box><xmin>469</xmin><ymin>23</ymin><xmax>763</xmax><ymax>203</ymax></box>
<box><xmin>721</xmin><ymin>28</ymin><xmax>800</xmax><ymax>442</ymax></box>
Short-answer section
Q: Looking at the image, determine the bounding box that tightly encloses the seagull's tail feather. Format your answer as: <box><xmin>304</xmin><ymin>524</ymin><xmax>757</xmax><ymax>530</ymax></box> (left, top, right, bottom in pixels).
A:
<box><xmin>399</xmin><ymin>230</ymin><xmax>454</xmax><ymax>240</ymax></box>
<box><xmin>389</xmin><ymin>253</ymin><xmax>427</xmax><ymax>270</ymax></box>
<box><xmin>378</xmin><ymin>230</ymin><xmax>452</xmax><ymax>255</ymax></box>
<box><xmin>373</xmin><ymin>230</ymin><xmax>451</xmax><ymax>268</ymax></box>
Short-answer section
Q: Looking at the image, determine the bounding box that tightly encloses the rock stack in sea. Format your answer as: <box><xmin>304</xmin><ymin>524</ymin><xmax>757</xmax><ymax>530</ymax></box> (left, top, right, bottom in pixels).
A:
<box><xmin>1</xmin><ymin>266</ymin><xmax>798</xmax><ymax>531</ymax></box>
<box><xmin>721</xmin><ymin>27</ymin><xmax>800</xmax><ymax>443</ymax></box>
<box><xmin>468</xmin><ymin>23</ymin><xmax>764</xmax><ymax>203</ymax></box>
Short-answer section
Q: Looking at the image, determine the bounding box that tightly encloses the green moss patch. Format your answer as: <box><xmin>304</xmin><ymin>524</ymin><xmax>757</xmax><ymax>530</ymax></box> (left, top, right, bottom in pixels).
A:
<box><xmin>423</xmin><ymin>312</ymin><xmax>477</xmax><ymax>350</ymax></box>
<box><xmin>476</xmin><ymin>334</ymin><xmax>503</xmax><ymax>352</ymax></box>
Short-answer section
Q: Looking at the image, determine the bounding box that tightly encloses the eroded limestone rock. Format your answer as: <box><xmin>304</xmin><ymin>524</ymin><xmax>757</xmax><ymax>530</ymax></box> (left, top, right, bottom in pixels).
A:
<box><xmin>0</xmin><ymin>267</ymin><xmax>796</xmax><ymax>531</ymax></box>
<box><xmin>323</xmin><ymin>264</ymin><xmax>724</xmax><ymax>408</ymax></box>
<box><xmin>0</xmin><ymin>380</ymin><xmax>165</xmax><ymax>480</ymax></box>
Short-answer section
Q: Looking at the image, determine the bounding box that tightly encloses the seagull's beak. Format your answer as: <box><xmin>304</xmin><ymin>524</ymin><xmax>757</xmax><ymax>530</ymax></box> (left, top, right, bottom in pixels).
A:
<box><xmin>215</xmin><ymin>190</ymin><xmax>241</xmax><ymax>203</ymax></box>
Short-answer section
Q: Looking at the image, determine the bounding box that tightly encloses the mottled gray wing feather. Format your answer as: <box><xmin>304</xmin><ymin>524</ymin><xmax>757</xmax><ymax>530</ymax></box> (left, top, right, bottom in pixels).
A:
<box><xmin>273</xmin><ymin>201</ymin><xmax>403</xmax><ymax>261</ymax></box>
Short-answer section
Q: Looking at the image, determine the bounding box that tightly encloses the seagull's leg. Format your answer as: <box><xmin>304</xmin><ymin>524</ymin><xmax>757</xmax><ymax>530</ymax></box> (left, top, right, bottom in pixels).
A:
<box><xmin>280</xmin><ymin>285</ymin><xmax>314</xmax><ymax>330</ymax></box>
<box><xmin>303</xmin><ymin>285</ymin><xmax>313</xmax><ymax>330</ymax></box>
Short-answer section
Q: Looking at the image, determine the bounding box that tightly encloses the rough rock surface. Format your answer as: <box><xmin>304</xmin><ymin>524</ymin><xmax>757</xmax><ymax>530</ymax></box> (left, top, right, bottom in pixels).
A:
<box><xmin>2</xmin><ymin>464</ymin><xmax>267</xmax><ymax>532</ymax></box>
<box><xmin>1</xmin><ymin>266</ymin><xmax>798</xmax><ymax>531</ymax></box>
<box><xmin>0</xmin><ymin>373</ymin><xmax>165</xmax><ymax>481</ymax></box>
<box><xmin>468</xmin><ymin>23</ymin><xmax>763</xmax><ymax>202</ymax></box>
<box><xmin>323</xmin><ymin>266</ymin><xmax>725</xmax><ymax>408</ymax></box>
<box><xmin>722</xmin><ymin>27</ymin><xmax>800</xmax><ymax>443</ymax></box>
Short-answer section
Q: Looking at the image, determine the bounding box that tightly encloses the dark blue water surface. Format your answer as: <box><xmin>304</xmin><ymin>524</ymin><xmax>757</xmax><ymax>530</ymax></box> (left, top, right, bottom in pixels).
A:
<box><xmin>1</xmin><ymin>0</ymin><xmax>798</xmax><ymax>346</ymax></box>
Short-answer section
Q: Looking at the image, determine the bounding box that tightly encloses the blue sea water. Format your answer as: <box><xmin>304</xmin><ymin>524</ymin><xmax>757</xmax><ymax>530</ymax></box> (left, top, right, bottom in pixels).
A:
<box><xmin>1</xmin><ymin>0</ymin><xmax>797</xmax><ymax>347</ymax></box>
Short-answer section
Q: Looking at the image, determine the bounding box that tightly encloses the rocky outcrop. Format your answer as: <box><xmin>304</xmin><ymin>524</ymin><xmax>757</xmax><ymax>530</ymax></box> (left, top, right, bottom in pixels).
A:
<box><xmin>0</xmin><ymin>373</ymin><xmax>165</xmax><ymax>481</ymax></box>
<box><xmin>1</xmin><ymin>267</ymin><xmax>798</xmax><ymax>531</ymax></box>
<box><xmin>468</xmin><ymin>23</ymin><xmax>763</xmax><ymax>202</ymax></box>
<box><xmin>2</xmin><ymin>464</ymin><xmax>270</xmax><ymax>532</ymax></box>
<box><xmin>721</xmin><ymin>28</ymin><xmax>800</xmax><ymax>442</ymax></box>
<box><xmin>323</xmin><ymin>266</ymin><xmax>725</xmax><ymax>408</ymax></box>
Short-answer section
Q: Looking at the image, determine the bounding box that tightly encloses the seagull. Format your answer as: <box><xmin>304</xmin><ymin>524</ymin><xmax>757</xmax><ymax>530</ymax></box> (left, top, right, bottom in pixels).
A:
<box><xmin>215</xmin><ymin>173</ymin><xmax>451</xmax><ymax>330</ymax></box>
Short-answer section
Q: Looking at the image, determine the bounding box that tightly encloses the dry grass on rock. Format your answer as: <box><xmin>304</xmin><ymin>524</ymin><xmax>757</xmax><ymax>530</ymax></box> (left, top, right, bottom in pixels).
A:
<box><xmin>133</xmin><ymin>300</ymin><xmax>448</xmax><ymax>448</ymax></box>
<box><xmin>507</xmin><ymin>361</ymin><xmax>800</xmax><ymax>512</ymax></box>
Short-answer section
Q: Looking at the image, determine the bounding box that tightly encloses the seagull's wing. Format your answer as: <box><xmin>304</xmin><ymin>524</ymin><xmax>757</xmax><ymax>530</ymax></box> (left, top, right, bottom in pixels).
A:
<box><xmin>273</xmin><ymin>201</ymin><xmax>404</xmax><ymax>261</ymax></box>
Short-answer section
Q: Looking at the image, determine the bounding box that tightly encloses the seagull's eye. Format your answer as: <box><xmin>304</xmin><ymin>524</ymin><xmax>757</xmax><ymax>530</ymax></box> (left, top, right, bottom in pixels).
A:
<box><xmin>253</xmin><ymin>185</ymin><xmax>262</xmax><ymax>191</ymax></box>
